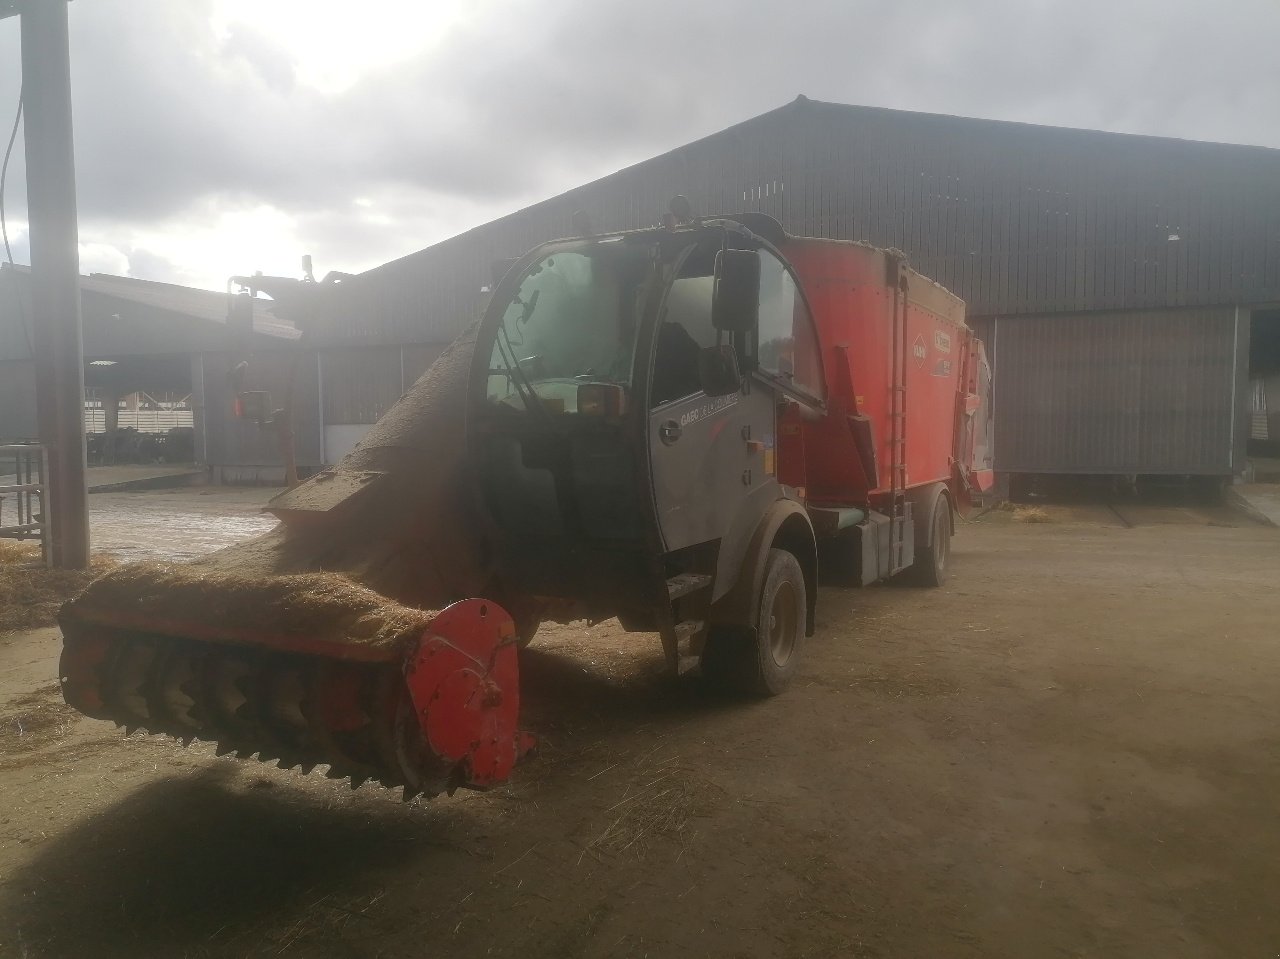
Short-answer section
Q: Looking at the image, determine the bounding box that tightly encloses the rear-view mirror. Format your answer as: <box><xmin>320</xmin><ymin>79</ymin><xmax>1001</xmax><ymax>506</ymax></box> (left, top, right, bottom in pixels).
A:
<box><xmin>712</xmin><ymin>249</ymin><xmax>760</xmax><ymax>333</ymax></box>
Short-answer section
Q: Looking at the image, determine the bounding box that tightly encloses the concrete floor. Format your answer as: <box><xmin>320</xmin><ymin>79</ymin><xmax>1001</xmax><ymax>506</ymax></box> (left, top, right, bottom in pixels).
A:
<box><xmin>2</xmin><ymin>491</ymin><xmax>1279</xmax><ymax>957</ymax></box>
<box><xmin>1233</xmin><ymin>483</ymin><xmax>1280</xmax><ymax>525</ymax></box>
<box><xmin>88</xmin><ymin>486</ymin><xmax>278</xmax><ymax>562</ymax></box>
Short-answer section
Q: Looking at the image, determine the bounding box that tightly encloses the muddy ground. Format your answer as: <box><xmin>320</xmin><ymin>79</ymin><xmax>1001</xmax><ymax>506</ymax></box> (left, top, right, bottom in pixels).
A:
<box><xmin>1</xmin><ymin>491</ymin><xmax>1278</xmax><ymax>958</ymax></box>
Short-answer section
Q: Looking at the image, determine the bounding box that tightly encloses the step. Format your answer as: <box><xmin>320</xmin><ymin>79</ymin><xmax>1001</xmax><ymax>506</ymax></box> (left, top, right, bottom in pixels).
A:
<box><xmin>674</xmin><ymin>619</ymin><xmax>705</xmax><ymax>675</ymax></box>
<box><xmin>666</xmin><ymin>573</ymin><xmax>712</xmax><ymax>602</ymax></box>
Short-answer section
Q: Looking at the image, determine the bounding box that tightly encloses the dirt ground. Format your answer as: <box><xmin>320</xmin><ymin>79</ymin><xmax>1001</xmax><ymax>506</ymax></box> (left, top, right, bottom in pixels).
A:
<box><xmin>1</xmin><ymin>491</ymin><xmax>1279</xmax><ymax>958</ymax></box>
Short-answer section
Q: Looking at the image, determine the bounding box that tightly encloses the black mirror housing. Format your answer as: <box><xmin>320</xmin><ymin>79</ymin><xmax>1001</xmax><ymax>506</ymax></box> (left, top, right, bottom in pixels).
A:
<box><xmin>698</xmin><ymin>345</ymin><xmax>743</xmax><ymax>397</ymax></box>
<box><xmin>712</xmin><ymin>249</ymin><xmax>760</xmax><ymax>333</ymax></box>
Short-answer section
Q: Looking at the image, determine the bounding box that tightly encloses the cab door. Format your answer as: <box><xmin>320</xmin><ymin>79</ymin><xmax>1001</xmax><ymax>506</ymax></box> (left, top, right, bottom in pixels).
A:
<box><xmin>647</xmin><ymin>244</ymin><xmax>778</xmax><ymax>553</ymax></box>
<box><xmin>650</xmin><ymin>387</ymin><xmax>775</xmax><ymax>553</ymax></box>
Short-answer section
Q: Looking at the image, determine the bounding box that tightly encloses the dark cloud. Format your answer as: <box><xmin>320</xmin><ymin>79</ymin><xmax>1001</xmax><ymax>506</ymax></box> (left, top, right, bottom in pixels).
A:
<box><xmin>0</xmin><ymin>0</ymin><xmax>1277</xmax><ymax>287</ymax></box>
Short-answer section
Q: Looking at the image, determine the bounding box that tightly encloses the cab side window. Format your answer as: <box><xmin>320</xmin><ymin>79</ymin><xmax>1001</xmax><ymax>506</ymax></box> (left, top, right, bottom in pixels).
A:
<box><xmin>651</xmin><ymin>246</ymin><xmax>718</xmax><ymax>407</ymax></box>
<box><xmin>757</xmin><ymin>250</ymin><xmax>822</xmax><ymax>400</ymax></box>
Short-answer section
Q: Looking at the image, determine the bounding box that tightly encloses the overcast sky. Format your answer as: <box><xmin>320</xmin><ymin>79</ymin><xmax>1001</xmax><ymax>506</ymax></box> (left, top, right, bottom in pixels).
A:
<box><xmin>1</xmin><ymin>0</ymin><xmax>1277</xmax><ymax>291</ymax></box>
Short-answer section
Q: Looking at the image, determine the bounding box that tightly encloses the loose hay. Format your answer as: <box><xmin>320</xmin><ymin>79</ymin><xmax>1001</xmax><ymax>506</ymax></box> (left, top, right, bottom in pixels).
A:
<box><xmin>1013</xmin><ymin>505</ymin><xmax>1054</xmax><ymax>524</ymax></box>
<box><xmin>582</xmin><ymin>757</ymin><xmax>720</xmax><ymax>861</ymax></box>
<box><xmin>0</xmin><ymin>683</ymin><xmax>77</xmax><ymax>754</ymax></box>
<box><xmin>66</xmin><ymin>562</ymin><xmax>438</xmax><ymax>652</ymax></box>
<box><xmin>0</xmin><ymin>541</ymin><xmax>115</xmax><ymax>632</ymax></box>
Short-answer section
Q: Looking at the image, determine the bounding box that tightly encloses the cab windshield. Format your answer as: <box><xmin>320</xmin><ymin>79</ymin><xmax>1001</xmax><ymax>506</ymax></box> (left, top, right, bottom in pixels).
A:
<box><xmin>486</xmin><ymin>241</ymin><xmax>653</xmax><ymax>412</ymax></box>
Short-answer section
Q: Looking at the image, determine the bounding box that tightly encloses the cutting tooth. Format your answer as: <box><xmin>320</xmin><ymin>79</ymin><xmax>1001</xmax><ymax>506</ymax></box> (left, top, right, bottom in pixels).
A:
<box><xmin>304</xmin><ymin>662</ymin><xmax>382</xmax><ymax>775</ymax></box>
<box><xmin>256</xmin><ymin>658</ymin><xmax>315</xmax><ymax>762</ymax></box>
<box><xmin>146</xmin><ymin>644</ymin><xmax>203</xmax><ymax>733</ymax></box>
<box><xmin>103</xmin><ymin>638</ymin><xmax>159</xmax><ymax>726</ymax></box>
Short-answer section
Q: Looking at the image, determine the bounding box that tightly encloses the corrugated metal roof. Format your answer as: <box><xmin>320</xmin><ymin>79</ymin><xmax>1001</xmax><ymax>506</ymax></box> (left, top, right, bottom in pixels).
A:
<box><xmin>332</xmin><ymin>97</ymin><xmax>1280</xmax><ymax>347</ymax></box>
<box><xmin>0</xmin><ymin>264</ymin><xmax>299</xmax><ymax>360</ymax></box>
<box><xmin>81</xmin><ymin>272</ymin><xmax>301</xmax><ymax>340</ymax></box>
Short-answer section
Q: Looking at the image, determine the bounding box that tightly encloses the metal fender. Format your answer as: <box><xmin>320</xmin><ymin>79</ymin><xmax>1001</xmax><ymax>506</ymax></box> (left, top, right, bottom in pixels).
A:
<box><xmin>906</xmin><ymin>482</ymin><xmax>953</xmax><ymax>548</ymax></box>
<box><xmin>711</xmin><ymin>497</ymin><xmax>817</xmax><ymax>636</ymax></box>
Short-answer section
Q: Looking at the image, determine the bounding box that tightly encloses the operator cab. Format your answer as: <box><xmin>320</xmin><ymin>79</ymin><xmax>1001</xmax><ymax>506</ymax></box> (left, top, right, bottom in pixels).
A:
<box><xmin>469</xmin><ymin>217</ymin><xmax>825</xmax><ymax>630</ymax></box>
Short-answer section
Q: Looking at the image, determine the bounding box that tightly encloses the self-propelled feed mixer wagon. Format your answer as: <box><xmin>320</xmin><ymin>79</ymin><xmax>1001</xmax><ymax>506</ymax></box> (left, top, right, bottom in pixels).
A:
<box><xmin>59</xmin><ymin>210</ymin><xmax>993</xmax><ymax>799</ymax></box>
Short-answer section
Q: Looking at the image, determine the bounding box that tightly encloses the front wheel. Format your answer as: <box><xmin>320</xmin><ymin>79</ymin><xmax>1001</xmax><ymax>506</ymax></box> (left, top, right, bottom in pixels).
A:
<box><xmin>702</xmin><ymin>548</ymin><xmax>807</xmax><ymax>696</ymax></box>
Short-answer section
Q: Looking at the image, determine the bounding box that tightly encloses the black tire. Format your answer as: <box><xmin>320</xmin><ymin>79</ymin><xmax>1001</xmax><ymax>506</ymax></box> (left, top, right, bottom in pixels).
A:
<box><xmin>908</xmin><ymin>496</ymin><xmax>951</xmax><ymax>587</ymax></box>
<box><xmin>701</xmin><ymin>548</ymin><xmax>807</xmax><ymax>696</ymax></box>
<box><xmin>515</xmin><ymin>619</ymin><xmax>540</xmax><ymax>650</ymax></box>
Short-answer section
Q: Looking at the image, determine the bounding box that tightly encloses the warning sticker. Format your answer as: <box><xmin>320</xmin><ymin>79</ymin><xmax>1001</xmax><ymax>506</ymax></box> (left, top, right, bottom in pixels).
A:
<box><xmin>934</xmin><ymin>330</ymin><xmax>952</xmax><ymax>354</ymax></box>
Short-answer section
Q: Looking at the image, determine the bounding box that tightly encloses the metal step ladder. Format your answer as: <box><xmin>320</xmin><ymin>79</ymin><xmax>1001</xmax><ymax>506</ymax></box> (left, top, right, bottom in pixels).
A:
<box><xmin>666</xmin><ymin>573</ymin><xmax>713</xmax><ymax>674</ymax></box>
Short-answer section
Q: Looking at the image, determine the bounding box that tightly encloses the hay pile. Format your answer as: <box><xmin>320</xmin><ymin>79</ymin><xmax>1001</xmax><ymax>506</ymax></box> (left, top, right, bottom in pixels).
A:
<box><xmin>0</xmin><ymin>541</ymin><xmax>114</xmax><ymax>633</ymax></box>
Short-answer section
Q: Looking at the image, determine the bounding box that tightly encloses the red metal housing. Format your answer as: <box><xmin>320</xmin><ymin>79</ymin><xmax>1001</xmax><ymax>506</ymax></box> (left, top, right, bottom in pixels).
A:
<box><xmin>777</xmin><ymin>237</ymin><xmax>994</xmax><ymax>511</ymax></box>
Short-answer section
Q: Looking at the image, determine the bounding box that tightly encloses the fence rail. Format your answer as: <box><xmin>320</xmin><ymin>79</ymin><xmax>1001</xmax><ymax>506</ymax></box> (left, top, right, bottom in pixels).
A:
<box><xmin>83</xmin><ymin>409</ymin><xmax>194</xmax><ymax>433</ymax></box>
<box><xmin>0</xmin><ymin>443</ymin><xmax>49</xmax><ymax>563</ymax></box>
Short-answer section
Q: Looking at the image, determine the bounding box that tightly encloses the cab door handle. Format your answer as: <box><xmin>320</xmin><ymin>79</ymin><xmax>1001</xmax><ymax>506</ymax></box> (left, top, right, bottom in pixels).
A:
<box><xmin>659</xmin><ymin>420</ymin><xmax>682</xmax><ymax>445</ymax></box>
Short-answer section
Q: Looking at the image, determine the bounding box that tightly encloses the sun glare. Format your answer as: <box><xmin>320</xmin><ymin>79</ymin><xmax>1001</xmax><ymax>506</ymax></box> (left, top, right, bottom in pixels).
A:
<box><xmin>209</xmin><ymin>0</ymin><xmax>482</xmax><ymax>93</ymax></box>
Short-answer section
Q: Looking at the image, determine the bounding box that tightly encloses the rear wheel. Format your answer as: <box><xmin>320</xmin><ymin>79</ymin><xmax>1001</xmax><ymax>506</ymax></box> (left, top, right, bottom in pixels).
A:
<box><xmin>908</xmin><ymin>496</ymin><xmax>951</xmax><ymax>587</ymax></box>
<box><xmin>702</xmin><ymin>548</ymin><xmax>807</xmax><ymax>696</ymax></box>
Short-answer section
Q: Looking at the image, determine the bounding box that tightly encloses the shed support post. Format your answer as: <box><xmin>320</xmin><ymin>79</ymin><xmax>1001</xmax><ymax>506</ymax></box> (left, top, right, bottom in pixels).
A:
<box><xmin>20</xmin><ymin>0</ymin><xmax>89</xmax><ymax>568</ymax></box>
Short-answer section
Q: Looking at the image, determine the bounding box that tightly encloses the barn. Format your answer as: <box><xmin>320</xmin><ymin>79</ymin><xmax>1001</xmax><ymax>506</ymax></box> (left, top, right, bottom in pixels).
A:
<box><xmin>318</xmin><ymin>96</ymin><xmax>1280</xmax><ymax>484</ymax></box>
<box><xmin>5</xmin><ymin>97</ymin><xmax>1278</xmax><ymax>485</ymax></box>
